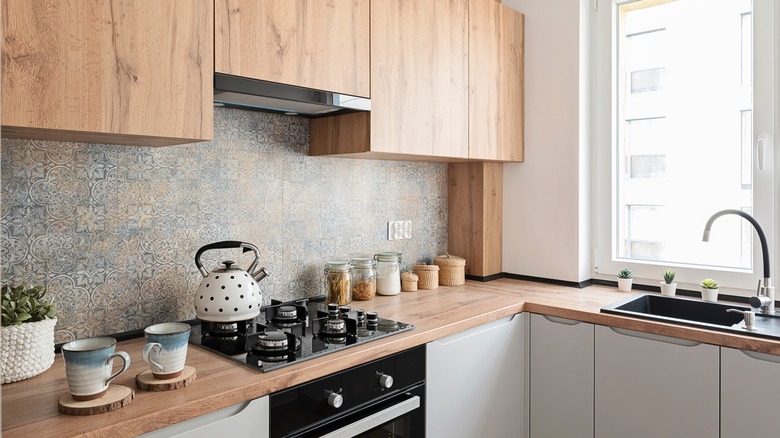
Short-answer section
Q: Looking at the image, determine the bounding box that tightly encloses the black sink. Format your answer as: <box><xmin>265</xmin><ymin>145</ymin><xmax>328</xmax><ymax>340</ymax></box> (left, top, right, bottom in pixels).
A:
<box><xmin>601</xmin><ymin>293</ymin><xmax>780</xmax><ymax>340</ymax></box>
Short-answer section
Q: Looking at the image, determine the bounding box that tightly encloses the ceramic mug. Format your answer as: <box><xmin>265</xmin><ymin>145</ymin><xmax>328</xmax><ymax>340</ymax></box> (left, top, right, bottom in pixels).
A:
<box><xmin>143</xmin><ymin>322</ymin><xmax>191</xmax><ymax>379</ymax></box>
<box><xmin>61</xmin><ymin>337</ymin><xmax>131</xmax><ymax>401</ymax></box>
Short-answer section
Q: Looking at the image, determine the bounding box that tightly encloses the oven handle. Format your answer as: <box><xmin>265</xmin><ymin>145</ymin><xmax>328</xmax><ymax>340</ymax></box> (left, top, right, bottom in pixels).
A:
<box><xmin>317</xmin><ymin>395</ymin><xmax>421</xmax><ymax>438</ymax></box>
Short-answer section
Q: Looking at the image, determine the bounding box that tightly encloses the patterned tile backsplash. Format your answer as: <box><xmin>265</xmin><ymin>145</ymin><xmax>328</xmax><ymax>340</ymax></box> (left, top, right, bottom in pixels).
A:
<box><xmin>1</xmin><ymin>108</ymin><xmax>448</xmax><ymax>343</ymax></box>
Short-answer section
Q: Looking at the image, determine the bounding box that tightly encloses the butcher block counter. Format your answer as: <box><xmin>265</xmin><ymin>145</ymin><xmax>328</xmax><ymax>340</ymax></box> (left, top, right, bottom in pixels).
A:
<box><xmin>4</xmin><ymin>278</ymin><xmax>780</xmax><ymax>437</ymax></box>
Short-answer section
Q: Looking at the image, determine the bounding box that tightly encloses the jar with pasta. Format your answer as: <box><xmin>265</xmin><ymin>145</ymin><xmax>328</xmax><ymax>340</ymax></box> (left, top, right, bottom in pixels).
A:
<box><xmin>350</xmin><ymin>257</ymin><xmax>377</xmax><ymax>301</ymax></box>
<box><xmin>324</xmin><ymin>261</ymin><xmax>352</xmax><ymax>305</ymax></box>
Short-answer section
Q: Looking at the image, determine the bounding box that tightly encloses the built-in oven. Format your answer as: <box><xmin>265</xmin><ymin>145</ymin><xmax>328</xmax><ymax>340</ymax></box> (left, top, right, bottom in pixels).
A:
<box><xmin>269</xmin><ymin>345</ymin><xmax>425</xmax><ymax>438</ymax></box>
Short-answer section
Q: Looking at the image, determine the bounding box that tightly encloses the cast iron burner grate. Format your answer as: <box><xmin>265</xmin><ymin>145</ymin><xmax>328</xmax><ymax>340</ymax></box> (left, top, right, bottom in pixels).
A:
<box><xmin>191</xmin><ymin>295</ymin><xmax>414</xmax><ymax>373</ymax></box>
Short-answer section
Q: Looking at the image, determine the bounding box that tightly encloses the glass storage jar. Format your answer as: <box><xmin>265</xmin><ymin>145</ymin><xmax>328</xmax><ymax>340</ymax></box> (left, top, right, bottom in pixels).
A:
<box><xmin>350</xmin><ymin>258</ymin><xmax>377</xmax><ymax>301</ymax></box>
<box><xmin>374</xmin><ymin>252</ymin><xmax>402</xmax><ymax>296</ymax></box>
<box><xmin>324</xmin><ymin>261</ymin><xmax>352</xmax><ymax>305</ymax></box>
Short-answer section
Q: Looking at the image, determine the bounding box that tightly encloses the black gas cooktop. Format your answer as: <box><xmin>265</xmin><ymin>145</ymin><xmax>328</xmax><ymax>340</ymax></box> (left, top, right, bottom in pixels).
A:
<box><xmin>190</xmin><ymin>295</ymin><xmax>414</xmax><ymax>373</ymax></box>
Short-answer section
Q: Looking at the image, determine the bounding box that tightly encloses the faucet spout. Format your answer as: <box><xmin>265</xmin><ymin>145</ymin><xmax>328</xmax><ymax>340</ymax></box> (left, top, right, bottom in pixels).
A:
<box><xmin>703</xmin><ymin>209</ymin><xmax>773</xmax><ymax>313</ymax></box>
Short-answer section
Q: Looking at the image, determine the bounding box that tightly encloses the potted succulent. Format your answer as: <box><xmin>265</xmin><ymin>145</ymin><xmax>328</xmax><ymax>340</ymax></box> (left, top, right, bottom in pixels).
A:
<box><xmin>1</xmin><ymin>284</ymin><xmax>58</xmax><ymax>384</ymax></box>
<box><xmin>700</xmin><ymin>278</ymin><xmax>719</xmax><ymax>302</ymax></box>
<box><xmin>617</xmin><ymin>268</ymin><xmax>633</xmax><ymax>292</ymax></box>
<box><xmin>660</xmin><ymin>268</ymin><xmax>677</xmax><ymax>296</ymax></box>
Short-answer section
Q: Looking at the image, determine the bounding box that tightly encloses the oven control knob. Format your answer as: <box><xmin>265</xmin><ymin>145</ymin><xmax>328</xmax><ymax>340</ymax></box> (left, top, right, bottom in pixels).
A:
<box><xmin>326</xmin><ymin>391</ymin><xmax>343</xmax><ymax>408</ymax></box>
<box><xmin>377</xmin><ymin>373</ymin><xmax>394</xmax><ymax>389</ymax></box>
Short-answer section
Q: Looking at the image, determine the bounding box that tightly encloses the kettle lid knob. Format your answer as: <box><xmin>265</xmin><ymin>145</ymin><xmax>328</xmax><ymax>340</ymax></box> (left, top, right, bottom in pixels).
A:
<box><xmin>221</xmin><ymin>260</ymin><xmax>235</xmax><ymax>269</ymax></box>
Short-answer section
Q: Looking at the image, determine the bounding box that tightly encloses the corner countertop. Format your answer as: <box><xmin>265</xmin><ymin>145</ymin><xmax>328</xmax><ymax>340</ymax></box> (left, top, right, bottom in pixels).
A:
<box><xmin>3</xmin><ymin>278</ymin><xmax>780</xmax><ymax>437</ymax></box>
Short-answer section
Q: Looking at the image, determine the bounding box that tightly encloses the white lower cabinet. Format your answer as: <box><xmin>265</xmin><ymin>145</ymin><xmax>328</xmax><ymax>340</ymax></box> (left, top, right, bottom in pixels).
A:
<box><xmin>426</xmin><ymin>313</ymin><xmax>528</xmax><ymax>438</ymax></box>
<box><xmin>529</xmin><ymin>314</ymin><xmax>594</xmax><ymax>438</ymax></box>
<box><xmin>721</xmin><ymin>347</ymin><xmax>780</xmax><ymax>437</ymax></box>
<box><xmin>594</xmin><ymin>326</ymin><xmax>719</xmax><ymax>438</ymax></box>
<box><xmin>139</xmin><ymin>396</ymin><xmax>269</xmax><ymax>438</ymax></box>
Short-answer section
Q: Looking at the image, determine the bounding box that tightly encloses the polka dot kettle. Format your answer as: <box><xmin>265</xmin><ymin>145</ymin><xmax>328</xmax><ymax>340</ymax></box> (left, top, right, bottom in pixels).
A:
<box><xmin>194</xmin><ymin>241</ymin><xmax>269</xmax><ymax>322</ymax></box>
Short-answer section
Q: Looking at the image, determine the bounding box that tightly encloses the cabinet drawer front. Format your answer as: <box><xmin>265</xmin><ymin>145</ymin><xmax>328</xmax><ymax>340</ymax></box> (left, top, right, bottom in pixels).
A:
<box><xmin>721</xmin><ymin>347</ymin><xmax>780</xmax><ymax>438</ymax></box>
<box><xmin>530</xmin><ymin>313</ymin><xmax>594</xmax><ymax>438</ymax></box>
<box><xmin>595</xmin><ymin>325</ymin><xmax>719</xmax><ymax>438</ymax></box>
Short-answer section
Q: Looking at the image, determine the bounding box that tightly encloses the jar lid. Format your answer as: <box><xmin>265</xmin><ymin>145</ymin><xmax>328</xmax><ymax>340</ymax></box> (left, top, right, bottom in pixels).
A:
<box><xmin>375</xmin><ymin>252</ymin><xmax>401</xmax><ymax>262</ymax></box>
<box><xmin>326</xmin><ymin>261</ymin><xmax>350</xmax><ymax>272</ymax></box>
<box><xmin>350</xmin><ymin>257</ymin><xmax>376</xmax><ymax>268</ymax></box>
<box><xmin>413</xmin><ymin>264</ymin><xmax>440</xmax><ymax>272</ymax></box>
<box><xmin>433</xmin><ymin>254</ymin><xmax>466</xmax><ymax>267</ymax></box>
<box><xmin>401</xmin><ymin>272</ymin><xmax>419</xmax><ymax>281</ymax></box>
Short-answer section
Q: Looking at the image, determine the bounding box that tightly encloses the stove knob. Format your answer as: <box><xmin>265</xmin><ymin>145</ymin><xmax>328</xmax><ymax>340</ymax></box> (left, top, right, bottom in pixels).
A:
<box><xmin>326</xmin><ymin>391</ymin><xmax>343</xmax><ymax>409</ymax></box>
<box><xmin>377</xmin><ymin>373</ymin><xmax>394</xmax><ymax>389</ymax></box>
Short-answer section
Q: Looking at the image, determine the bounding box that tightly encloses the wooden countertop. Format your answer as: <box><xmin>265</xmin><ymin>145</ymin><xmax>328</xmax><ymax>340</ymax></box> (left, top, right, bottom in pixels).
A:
<box><xmin>4</xmin><ymin>278</ymin><xmax>780</xmax><ymax>437</ymax></box>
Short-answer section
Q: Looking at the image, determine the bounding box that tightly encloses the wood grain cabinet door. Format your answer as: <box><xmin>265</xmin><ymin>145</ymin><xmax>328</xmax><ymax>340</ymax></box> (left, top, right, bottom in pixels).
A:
<box><xmin>469</xmin><ymin>0</ymin><xmax>524</xmax><ymax>161</ymax></box>
<box><xmin>215</xmin><ymin>0</ymin><xmax>370</xmax><ymax>98</ymax></box>
<box><xmin>1</xmin><ymin>0</ymin><xmax>214</xmax><ymax>146</ymax></box>
<box><xmin>369</xmin><ymin>0</ymin><xmax>469</xmax><ymax>158</ymax></box>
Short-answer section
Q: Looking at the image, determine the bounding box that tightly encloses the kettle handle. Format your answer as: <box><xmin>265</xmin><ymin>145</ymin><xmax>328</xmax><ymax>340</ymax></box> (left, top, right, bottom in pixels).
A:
<box><xmin>195</xmin><ymin>241</ymin><xmax>261</xmax><ymax>278</ymax></box>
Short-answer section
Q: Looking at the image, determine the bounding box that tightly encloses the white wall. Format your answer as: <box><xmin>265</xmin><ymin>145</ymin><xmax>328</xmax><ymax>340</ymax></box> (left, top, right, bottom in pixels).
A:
<box><xmin>502</xmin><ymin>0</ymin><xmax>591</xmax><ymax>282</ymax></box>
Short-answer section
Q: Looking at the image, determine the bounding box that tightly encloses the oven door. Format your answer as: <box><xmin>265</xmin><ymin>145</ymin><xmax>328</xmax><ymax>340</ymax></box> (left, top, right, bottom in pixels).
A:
<box><xmin>286</xmin><ymin>383</ymin><xmax>424</xmax><ymax>438</ymax></box>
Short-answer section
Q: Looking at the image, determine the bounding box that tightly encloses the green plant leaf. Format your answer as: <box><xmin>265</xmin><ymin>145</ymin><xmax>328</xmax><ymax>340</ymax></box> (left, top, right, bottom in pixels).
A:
<box><xmin>0</xmin><ymin>283</ymin><xmax>57</xmax><ymax>326</ymax></box>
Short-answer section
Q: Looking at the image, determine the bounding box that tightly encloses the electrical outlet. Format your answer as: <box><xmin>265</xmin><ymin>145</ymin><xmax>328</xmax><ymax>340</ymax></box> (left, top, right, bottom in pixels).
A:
<box><xmin>387</xmin><ymin>221</ymin><xmax>411</xmax><ymax>240</ymax></box>
<box><xmin>388</xmin><ymin>221</ymin><xmax>402</xmax><ymax>240</ymax></box>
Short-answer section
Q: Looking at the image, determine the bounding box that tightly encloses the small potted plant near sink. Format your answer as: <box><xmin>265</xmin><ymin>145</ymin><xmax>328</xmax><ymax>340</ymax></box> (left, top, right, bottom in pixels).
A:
<box><xmin>1</xmin><ymin>284</ymin><xmax>58</xmax><ymax>383</ymax></box>
<box><xmin>660</xmin><ymin>268</ymin><xmax>677</xmax><ymax>296</ymax></box>
<box><xmin>617</xmin><ymin>268</ymin><xmax>633</xmax><ymax>292</ymax></box>
<box><xmin>700</xmin><ymin>278</ymin><xmax>719</xmax><ymax>302</ymax></box>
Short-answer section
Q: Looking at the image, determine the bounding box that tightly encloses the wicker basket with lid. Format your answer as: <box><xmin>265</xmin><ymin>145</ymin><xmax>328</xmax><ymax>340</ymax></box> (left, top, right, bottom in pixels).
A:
<box><xmin>433</xmin><ymin>254</ymin><xmax>466</xmax><ymax>286</ymax></box>
<box><xmin>401</xmin><ymin>272</ymin><xmax>419</xmax><ymax>291</ymax></box>
<box><xmin>412</xmin><ymin>264</ymin><xmax>439</xmax><ymax>290</ymax></box>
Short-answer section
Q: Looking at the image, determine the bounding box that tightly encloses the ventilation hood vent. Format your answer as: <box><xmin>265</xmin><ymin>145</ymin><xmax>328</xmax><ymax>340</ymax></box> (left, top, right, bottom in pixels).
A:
<box><xmin>214</xmin><ymin>73</ymin><xmax>370</xmax><ymax>117</ymax></box>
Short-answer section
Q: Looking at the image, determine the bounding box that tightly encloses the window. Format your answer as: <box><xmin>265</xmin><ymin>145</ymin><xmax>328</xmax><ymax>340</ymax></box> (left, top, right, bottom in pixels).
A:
<box><xmin>595</xmin><ymin>0</ymin><xmax>776</xmax><ymax>292</ymax></box>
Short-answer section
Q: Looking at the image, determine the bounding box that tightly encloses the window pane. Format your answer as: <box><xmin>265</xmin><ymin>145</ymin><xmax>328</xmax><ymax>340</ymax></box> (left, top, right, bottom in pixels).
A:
<box><xmin>616</xmin><ymin>0</ymin><xmax>753</xmax><ymax>270</ymax></box>
<box><xmin>630</xmin><ymin>155</ymin><xmax>666</xmax><ymax>178</ymax></box>
<box><xmin>741</xmin><ymin>110</ymin><xmax>752</xmax><ymax>188</ymax></box>
<box><xmin>630</xmin><ymin>68</ymin><xmax>665</xmax><ymax>93</ymax></box>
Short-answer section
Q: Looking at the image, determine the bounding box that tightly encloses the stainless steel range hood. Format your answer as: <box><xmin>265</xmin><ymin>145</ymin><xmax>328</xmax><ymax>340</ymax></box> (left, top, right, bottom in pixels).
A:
<box><xmin>213</xmin><ymin>73</ymin><xmax>370</xmax><ymax>117</ymax></box>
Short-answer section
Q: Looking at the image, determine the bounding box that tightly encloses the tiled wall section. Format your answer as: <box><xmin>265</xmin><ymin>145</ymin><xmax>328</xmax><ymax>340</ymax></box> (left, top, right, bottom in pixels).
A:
<box><xmin>1</xmin><ymin>108</ymin><xmax>448</xmax><ymax>343</ymax></box>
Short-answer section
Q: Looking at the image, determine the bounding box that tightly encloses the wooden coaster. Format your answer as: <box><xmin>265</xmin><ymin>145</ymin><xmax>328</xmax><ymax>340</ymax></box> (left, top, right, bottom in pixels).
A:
<box><xmin>58</xmin><ymin>384</ymin><xmax>134</xmax><ymax>416</ymax></box>
<box><xmin>135</xmin><ymin>365</ymin><xmax>196</xmax><ymax>391</ymax></box>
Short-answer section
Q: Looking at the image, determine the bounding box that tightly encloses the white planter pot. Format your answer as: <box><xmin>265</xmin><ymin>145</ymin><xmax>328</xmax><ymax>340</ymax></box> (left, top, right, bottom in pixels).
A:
<box><xmin>660</xmin><ymin>282</ymin><xmax>677</xmax><ymax>296</ymax></box>
<box><xmin>0</xmin><ymin>318</ymin><xmax>57</xmax><ymax>384</ymax></box>
<box><xmin>701</xmin><ymin>288</ymin><xmax>719</xmax><ymax>302</ymax></box>
<box><xmin>617</xmin><ymin>278</ymin><xmax>633</xmax><ymax>292</ymax></box>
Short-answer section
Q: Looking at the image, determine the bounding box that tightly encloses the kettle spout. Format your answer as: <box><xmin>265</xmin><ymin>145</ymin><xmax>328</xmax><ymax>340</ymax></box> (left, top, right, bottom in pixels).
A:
<box><xmin>253</xmin><ymin>267</ymin><xmax>269</xmax><ymax>283</ymax></box>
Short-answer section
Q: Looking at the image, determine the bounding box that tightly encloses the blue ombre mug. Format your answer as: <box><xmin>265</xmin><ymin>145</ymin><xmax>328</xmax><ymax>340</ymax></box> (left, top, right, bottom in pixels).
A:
<box><xmin>61</xmin><ymin>337</ymin><xmax>131</xmax><ymax>401</ymax></box>
<box><xmin>142</xmin><ymin>323</ymin><xmax>191</xmax><ymax>380</ymax></box>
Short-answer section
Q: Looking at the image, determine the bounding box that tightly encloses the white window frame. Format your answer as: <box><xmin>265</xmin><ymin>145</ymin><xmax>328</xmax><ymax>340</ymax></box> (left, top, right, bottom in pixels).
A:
<box><xmin>593</xmin><ymin>0</ymin><xmax>777</xmax><ymax>296</ymax></box>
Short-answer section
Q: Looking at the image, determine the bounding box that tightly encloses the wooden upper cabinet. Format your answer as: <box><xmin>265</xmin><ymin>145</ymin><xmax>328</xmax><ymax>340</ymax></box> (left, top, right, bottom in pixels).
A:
<box><xmin>311</xmin><ymin>0</ymin><xmax>469</xmax><ymax>160</ymax></box>
<box><xmin>368</xmin><ymin>0</ymin><xmax>469</xmax><ymax>158</ymax></box>
<box><xmin>469</xmin><ymin>0</ymin><xmax>524</xmax><ymax>161</ymax></box>
<box><xmin>215</xmin><ymin>0</ymin><xmax>370</xmax><ymax>98</ymax></box>
<box><xmin>311</xmin><ymin>0</ymin><xmax>523</xmax><ymax>162</ymax></box>
<box><xmin>1</xmin><ymin>0</ymin><xmax>214</xmax><ymax>146</ymax></box>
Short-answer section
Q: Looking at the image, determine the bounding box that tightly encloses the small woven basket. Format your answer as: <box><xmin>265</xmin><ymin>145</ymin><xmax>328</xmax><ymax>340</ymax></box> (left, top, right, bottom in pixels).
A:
<box><xmin>412</xmin><ymin>264</ymin><xmax>439</xmax><ymax>290</ymax></box>
<box><xmin>1</xmin><ymin>318</ymin><xmax>57</xmax><ymax>384</ymax></box>
<box><xmin>433</xmin><ymin>254</ymin><xmax>466</xmax><ymax>286</ymax></box>
<box><xmin>401</xmin><ymin>272</ymin><xmax>419</xmax><ymax>292</ymax></box>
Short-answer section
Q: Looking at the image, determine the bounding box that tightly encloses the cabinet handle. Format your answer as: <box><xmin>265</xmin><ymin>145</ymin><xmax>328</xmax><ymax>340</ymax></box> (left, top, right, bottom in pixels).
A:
<box><xmin>757</xmin><ymin>133</ymin><xmax>768</xmax><ymax>171</ymax></box>
<box><xmin>739</xmin><ymin>348</ymin><xmax>780</xmax><ymax>364</ymax></box>
<box><xmin>608</xmin><ymin>326</ymin><xmax>702</xmax><ymax>347</ymax></box>
<box><xmin>541</xmin><ymin>314</ymin><xmax>582</xmax><ymax>326</ymax></box>
<box><xmin>432</xmin><ymin>314</ymin><xmax>518</xmax><ymax>345</ymax></box>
